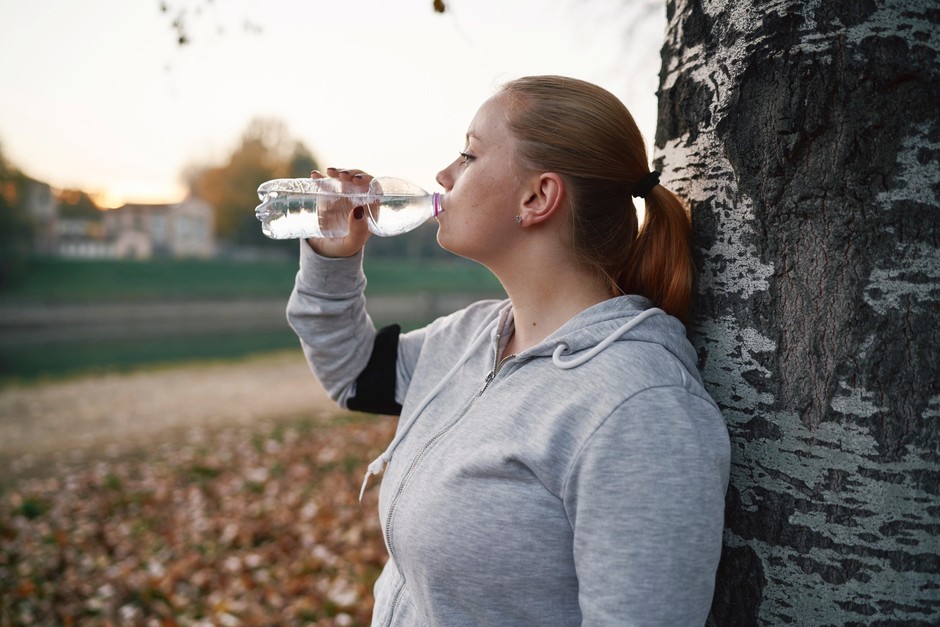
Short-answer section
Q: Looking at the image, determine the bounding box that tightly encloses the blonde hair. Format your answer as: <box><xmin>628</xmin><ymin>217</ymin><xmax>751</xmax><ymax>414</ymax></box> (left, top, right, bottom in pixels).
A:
<box><xmin>500</xmin><ymin>75</ymin><xmax>694</xmax><ymax>321</ymax></box>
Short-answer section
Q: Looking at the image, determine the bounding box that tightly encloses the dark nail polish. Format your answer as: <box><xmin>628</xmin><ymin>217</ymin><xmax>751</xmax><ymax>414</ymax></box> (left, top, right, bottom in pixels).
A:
<box><xmin>353</xmin><ymin>206</ymin><xmax>364</xmax><ymax>220</ymax></box>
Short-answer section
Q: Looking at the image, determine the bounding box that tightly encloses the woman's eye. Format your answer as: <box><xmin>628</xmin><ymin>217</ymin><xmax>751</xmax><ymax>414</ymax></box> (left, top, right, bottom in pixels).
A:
<box><xmin>459</xmin><ymin>151</ymin><xmax>475</xmax><ymax>164</ymax></box>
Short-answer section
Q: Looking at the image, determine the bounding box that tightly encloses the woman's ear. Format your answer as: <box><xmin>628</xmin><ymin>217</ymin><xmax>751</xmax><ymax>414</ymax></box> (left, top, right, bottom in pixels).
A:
<box><xmin>520</xmin><ymin>173</ymin><xmax>565</xmax><ymax>226</ymax></box>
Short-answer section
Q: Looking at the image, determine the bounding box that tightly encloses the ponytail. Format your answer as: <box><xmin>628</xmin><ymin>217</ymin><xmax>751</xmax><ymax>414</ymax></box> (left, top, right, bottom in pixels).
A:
<box><xmin>619</xmin><ymin>183</ymin><xmax>694</xmax><ymax>322</ymax></box>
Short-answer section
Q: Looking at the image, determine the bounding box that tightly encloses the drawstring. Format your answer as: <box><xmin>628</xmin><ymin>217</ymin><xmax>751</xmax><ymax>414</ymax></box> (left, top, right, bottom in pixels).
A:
<box><xmin>359</xmin><ymin>316</ymin><xmax>498</xmax><ymax>502</ymax></box>
<box><xmin>551</xmin><ymin>308</ymin><xmax>665</xmax><ymax>370</ymax></box>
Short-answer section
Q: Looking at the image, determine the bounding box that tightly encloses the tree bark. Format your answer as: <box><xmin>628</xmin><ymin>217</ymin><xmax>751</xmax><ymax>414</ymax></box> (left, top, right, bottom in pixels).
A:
<box><xmin>656</xmin><ymin>0</ymin><xmax>939</xmax><ymax>624</ymax></box>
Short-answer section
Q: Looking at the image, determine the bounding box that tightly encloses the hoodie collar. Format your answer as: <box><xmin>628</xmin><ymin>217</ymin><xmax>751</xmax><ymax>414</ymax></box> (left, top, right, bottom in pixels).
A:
<box><xmin>494</xmin><ymin>296</ymin><xmax>698</xmax><ymax>380</ymax></box>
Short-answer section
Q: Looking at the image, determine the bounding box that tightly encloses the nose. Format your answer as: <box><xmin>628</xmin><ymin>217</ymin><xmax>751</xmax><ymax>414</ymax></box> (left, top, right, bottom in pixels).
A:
<box><xmin>436</xmin><ymin>162</ymin><xmax>454</xmax><ymax>191</ymax></box>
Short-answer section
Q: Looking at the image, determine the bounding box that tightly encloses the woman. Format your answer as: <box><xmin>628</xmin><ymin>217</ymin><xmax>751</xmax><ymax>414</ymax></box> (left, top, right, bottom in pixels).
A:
<box><xmin>287</xmin><ymin>75</ymin><xmax>730</xmax><ymax>626</ymax></box>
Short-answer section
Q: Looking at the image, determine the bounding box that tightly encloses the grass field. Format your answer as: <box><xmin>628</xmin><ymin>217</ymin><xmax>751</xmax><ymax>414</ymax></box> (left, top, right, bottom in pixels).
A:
<box><xmin>0</xmin><ymin>256</ymin><xmax>504</xmax><ymax>382</ymax></box>
<box><xmin>0</xmin><ymin>256</ymin><xmax>502</xmax><ymax>304</ymax></box>
<box><xmin>1</xmin><ymin>330</ymin><xmax>303</xmax><ymax>383</ymax></box>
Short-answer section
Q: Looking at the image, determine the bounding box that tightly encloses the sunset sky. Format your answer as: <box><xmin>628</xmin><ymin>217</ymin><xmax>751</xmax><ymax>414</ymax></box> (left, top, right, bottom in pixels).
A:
<box><xmin>0</xmin><ymin>0</ymin><xmax>664</xmax><ymax>208</ymax></box>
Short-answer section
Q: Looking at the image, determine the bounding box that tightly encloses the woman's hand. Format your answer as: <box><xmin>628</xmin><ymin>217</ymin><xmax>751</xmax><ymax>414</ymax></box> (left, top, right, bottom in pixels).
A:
<box><xmin>305</xmin><ymin>167</ymin><xmax>374</xmax><ymax>258</ymax></box>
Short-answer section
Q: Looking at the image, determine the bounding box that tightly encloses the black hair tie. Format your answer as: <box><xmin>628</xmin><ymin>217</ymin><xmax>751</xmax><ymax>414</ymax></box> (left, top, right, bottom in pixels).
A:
<box><xmin>632</xmin><ymin>171</ymin><xmax>660</xmax><ymax>199</ymax></box>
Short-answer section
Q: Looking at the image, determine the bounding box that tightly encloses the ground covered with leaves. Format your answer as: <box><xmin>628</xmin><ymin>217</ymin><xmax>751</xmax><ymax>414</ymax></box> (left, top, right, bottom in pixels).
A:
<box><xmin>1</xmin><ymin>415</ymin><xmax>396</xmax><ymax>626</ymax></box>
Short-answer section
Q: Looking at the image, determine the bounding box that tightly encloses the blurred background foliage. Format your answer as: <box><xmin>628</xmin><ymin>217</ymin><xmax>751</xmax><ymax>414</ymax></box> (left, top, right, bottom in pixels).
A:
<box><xmin>185</xmin><ymin>117</ymin><xmax>318</xmax><ymax>249</ymax></box>
<box><xmin>0</xmin><ymin>116</ymin><xmax>500</xmax><ymax>384</ymax></box>
<box><xmin>0</xmin><ymin>143</ymin><xmax>37</xmax><ymax>288</ymax></box>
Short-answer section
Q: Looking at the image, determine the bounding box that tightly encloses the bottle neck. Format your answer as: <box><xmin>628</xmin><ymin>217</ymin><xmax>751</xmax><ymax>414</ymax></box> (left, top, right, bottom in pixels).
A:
<box><xmin>432</xmin><ymin>192</ymin><xmax>444</xmax><ymax>216</ymax></box>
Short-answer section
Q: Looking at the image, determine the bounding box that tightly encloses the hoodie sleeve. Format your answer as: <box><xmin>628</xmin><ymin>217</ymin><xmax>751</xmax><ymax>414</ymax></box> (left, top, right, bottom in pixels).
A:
<box><xmin>285</xmin><ymin>241</ymin><xmax>378</xmax><ymax>409</ymax></box>
<box><xmin>563</xmin><ymin>385</ymin><xmax>729</xmax><ymax>626</ymax></box>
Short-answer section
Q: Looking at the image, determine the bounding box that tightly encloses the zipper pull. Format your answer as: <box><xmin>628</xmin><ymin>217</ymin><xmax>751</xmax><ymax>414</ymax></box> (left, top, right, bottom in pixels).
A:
<box><xmin>484</xmin><ymin>370</ymin><xmax>496</xmax><ymax>384</ymax></box>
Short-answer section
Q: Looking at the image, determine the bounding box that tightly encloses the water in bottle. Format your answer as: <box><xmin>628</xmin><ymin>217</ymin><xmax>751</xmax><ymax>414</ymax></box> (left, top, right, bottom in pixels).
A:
<box><xmin>255</xmin><ymin>176</ymin><xmax>443</xmax><ymax>239</ymax></box>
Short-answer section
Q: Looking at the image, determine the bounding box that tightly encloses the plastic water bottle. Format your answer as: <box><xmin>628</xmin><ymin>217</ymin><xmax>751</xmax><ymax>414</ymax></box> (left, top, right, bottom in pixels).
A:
<box><xmin>255</xmin><ymin>176</ymin><xmax>443</xmax><ymax>239</ymax></box>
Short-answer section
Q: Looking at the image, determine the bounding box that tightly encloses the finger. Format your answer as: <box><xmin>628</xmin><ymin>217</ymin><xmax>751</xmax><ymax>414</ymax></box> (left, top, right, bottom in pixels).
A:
<box><xmin>310</xmin><ymin>169</ymin><xmax>325</xmax><ymax>179</ymax></box>
<box><xmin>327</xmin><ymin>167</ymin><xmax>372</xmax><ymax>183</ymax></box>
<box><xmin>336</xmin><ymin>168</ymin><xmax>355</xmax><ymax>182</ymax></box>
<box><xmin>334</xmin><ymin>169</ymin><xmax>360</xmax><ymax>193</ymax></box>
<box><xmin>348</xmin><ymin>169</ymin><xmax>373</xmax><ymax>182</ymax></box>
<box><xmin>348</xmin><ymin>204</ymin><xmax>372</xmax><ymax>242</ymax></box>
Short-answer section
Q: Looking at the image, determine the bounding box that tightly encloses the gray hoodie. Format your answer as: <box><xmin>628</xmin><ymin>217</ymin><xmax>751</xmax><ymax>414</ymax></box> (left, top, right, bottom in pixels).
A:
<box><xmin>287</xmin><ymin>243</ymin><xmax>730</xmax><ymax>626</ymax></box>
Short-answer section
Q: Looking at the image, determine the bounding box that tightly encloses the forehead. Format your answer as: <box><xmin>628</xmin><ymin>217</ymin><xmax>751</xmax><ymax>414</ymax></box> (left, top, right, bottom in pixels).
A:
<box><xmin>467</xmin><ymin>92</ymin><xmax>512</xmax><ymax>142</ymax></box>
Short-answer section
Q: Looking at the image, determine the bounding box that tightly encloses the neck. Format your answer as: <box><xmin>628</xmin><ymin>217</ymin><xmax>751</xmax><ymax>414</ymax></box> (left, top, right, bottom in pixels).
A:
<box><xmin>495</xmin><ymin>251</ymin><xmax>611</xmax><ymax>356</ymax></box>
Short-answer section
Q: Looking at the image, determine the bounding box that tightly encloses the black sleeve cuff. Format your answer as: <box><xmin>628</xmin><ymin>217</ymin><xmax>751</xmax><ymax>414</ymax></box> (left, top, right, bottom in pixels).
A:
<box><xmin>346</xmin><ymin>324</ymin><xmax>403</xmax><ymax>416</ymax></box>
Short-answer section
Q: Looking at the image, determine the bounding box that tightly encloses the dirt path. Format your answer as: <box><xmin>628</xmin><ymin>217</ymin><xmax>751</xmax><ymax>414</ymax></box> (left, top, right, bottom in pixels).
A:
<box><xmin>0</xmin><ymin>351</ymin><xmax>344</xmax><ymax>480</ymax></box>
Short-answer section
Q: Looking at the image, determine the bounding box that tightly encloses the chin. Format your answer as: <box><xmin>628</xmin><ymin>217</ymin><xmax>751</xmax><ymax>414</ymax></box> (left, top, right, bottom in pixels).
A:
<box><xmin>436</xmin><ymin>231</ymin><xmax>471</xmax><ymax>262</ymax></box>
<box><xmin>436</xmin><ymin>224</ymin><xmax>456</xmax><ymax>255</ymax></box>
<box><xmin>435</xmin><ymin>222</ymin><xmax>489</xmax><ymax>265</ymax></box>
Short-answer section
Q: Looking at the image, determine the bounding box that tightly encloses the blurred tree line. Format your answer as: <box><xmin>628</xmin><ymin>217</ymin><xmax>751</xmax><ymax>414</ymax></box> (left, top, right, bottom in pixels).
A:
<box><xmin>57</xmin><ymin>189</ymin><xmax>102</xmax><ymax>218</ymax></box>
<box><xmin>0</xmin><ymin>140</ymin><xmax>168</xmax><ymax>288</ymax></box>
<box><xmin>1</xmin><ymin>117</ymin><xmax>448</xmax><ymax>280</ymax></box>
<box><xmin>185</xmin><ymin>117</ymin><xmax>316</xmax><ymax>251</ymax></box>
<box><xmin>186</xmin><ymin>117</ymin><xmax>449</xmax><ymax>259</ymax></box>
<box><xmin>0</xmin><ymin>142</ymin><xmax>37</xmax><ymax>287</ymax></box>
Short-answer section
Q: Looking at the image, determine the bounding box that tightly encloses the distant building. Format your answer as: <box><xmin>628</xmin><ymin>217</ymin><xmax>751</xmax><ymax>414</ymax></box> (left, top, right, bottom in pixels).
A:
<box><xmin>14</xmin><ymin>176</ymin><xmax>217</xmax><ymax>259</ymax></box>
<box><xmin>16</xmin><ymin>179</ymin><xmax>58</xmax><ymax>255</ymax></box>
<box><xmin>56</xmin><ymin>215</ymin><xmax>112</xmax><ymax>259</ymax></box>
<box><xmin>102</xmin><ymin>197</ymin><xmax>215</xmax><ymax>259</ymax></box>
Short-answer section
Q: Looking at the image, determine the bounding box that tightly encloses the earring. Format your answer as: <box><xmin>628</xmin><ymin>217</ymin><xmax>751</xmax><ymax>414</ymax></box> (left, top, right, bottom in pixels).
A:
<box><xmin>514</xmin><ymin>215</ymin><xmax>523</xmax><ymax>226</ymax></box>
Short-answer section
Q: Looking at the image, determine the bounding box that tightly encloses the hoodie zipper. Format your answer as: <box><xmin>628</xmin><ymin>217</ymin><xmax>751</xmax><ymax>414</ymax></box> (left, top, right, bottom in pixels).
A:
<box><xmin>383</xmin><ymin>335</ymin><xmax>515</xmax><ymax>623</ymax></box>
<box><xmin>384</xmin><ymin>352</ymin><xmax>515</xmax><ymax>554</ymax></box>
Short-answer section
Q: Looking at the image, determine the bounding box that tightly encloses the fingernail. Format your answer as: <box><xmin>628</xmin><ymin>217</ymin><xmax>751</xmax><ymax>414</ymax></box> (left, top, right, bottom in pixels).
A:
<box><xmin>340</xmin><ymin>169</ymin><xmax>351</xmax><ymax>174</ymax></box>
<box><xmin>353</xmin><ymin>206</ymin><xmax>364</xmax><ymax>220</ymax></box>
<box><xmin>310</xmin><ymin>169</ymin><xmax>320</xmax><ymax>176</ymax></box>
<box><xmin>353</xmin><ymin>173</ymin><xmax>363</xmax><ymax>179</ymax></box>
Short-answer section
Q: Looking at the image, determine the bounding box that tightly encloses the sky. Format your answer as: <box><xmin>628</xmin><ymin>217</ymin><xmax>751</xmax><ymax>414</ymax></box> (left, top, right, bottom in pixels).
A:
<box><xmin>0</xmin><ymin>0</ymin><xmax>665</xmax><ymax>208</ymax></box>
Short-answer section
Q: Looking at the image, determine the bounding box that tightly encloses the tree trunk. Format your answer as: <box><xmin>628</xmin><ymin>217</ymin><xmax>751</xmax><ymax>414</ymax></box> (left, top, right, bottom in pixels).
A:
<box><xmin>655</xmin><ymin>0</ymin><xmax>939</xmax><ymax>624</ymax></box>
